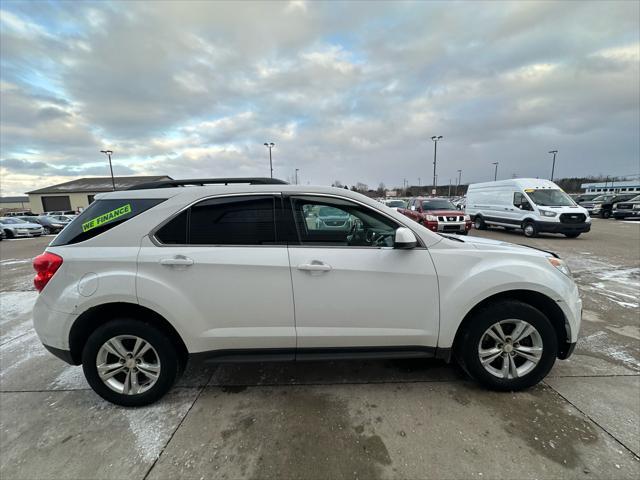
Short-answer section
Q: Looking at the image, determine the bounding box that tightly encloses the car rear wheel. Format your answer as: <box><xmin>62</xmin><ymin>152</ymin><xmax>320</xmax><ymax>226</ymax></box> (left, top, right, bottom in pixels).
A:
<box><xmin>474</xmin><ymin>216</ymin><xmax>486</xmax><ymax>230</ymax></box>
<box><xmin>82</xmin><ymin>319</ymin><xmax>180</xmax><ymax>406</ymax></box>
<box><xmin>456</xmin><ymin>300</ymin><xmax>557</xmax><ymax>391</ymax></box>
<box><xmin>43</xmin><ymin>227</ymin><xmax>51</xmax><ymax>235</ymax></box>
<box><xmin>522</xmin><ymin>221</ymin><xmax>538</xmax><ymax>238</ymax></box>
<box><xmin>600</xmin><ymin>210</ymin><xmax>611</xmax><ymax>219</ymax></box>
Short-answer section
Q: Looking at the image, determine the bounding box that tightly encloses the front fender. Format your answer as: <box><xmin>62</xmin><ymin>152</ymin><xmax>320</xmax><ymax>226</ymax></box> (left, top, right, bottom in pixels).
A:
<box><xmin>431</xmin><ymin>249</ymin><xmax>576</xmax><ymax>348</ymax></box>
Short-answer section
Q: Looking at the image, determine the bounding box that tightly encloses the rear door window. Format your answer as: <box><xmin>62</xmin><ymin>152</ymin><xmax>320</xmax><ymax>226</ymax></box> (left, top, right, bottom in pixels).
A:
<box><xmin>154</xmin><ymin>195</ymin><xmax>277</xmax><ymax>245</ymax></box>
<box><xmin>50</xmin><ymin>198</ymin><xmax>166</xmax><ymax>246</ymax></box>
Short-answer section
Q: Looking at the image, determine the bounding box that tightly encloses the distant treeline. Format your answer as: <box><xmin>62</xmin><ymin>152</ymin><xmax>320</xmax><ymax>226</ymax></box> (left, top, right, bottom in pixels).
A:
<box><xmin>390</xmin><ymin>176</ymin><xmax>633</xmax><ymax>197</ymax></box>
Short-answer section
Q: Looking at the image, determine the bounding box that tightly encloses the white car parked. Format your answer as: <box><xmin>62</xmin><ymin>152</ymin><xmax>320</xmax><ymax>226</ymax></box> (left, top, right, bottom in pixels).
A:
<box><xmin>33</xmin><ymin>178</ymin><xmax>582</xmax><ymax>406</ymax></box>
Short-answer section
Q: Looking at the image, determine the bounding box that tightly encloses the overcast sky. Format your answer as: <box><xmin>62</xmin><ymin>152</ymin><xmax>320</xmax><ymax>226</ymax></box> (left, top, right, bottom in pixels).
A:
<box><xmin>1</xmin><ymin>0</ymin><xmax>639</xmax><ymax>196</ymax></box>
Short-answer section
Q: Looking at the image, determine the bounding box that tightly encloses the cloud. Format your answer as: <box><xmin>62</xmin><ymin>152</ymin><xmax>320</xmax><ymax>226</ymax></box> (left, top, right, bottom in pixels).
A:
<box><xmin>0</xmin><ymin>1</ymin><xmax>638</xmax><ymax>197</ymax></box>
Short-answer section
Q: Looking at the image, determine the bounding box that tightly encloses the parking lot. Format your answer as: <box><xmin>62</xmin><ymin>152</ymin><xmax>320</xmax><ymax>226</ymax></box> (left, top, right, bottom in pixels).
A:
<box><xmin>1</xmin><ymin>219</ymin><xmax>638</xmax><ymax>479</ymax></box>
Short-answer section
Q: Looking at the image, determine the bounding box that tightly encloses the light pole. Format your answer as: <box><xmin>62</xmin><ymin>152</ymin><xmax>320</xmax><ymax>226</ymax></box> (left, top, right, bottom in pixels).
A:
<box><xmin>431</xmin><ymin>136</ymin><xmax>443</xmax><ymax>195</ymax></box>
<box><xmin>492</xmin><ymin>162</ymin><xmax>499</xmax><ymax>181</ymax></box>
<box><xmin>263</xmin><ymin>142</ymin><xmax>275</xmax><ymax>178</ymax></box>
<box><xmin>100</xmin><ymin>150</ymin><xmax>116</xmax><ymax>191</ymax></box>
<box><xmin>549</xmin><ymin>150</ymin><xmax>558</xmax><ymax>181</ymax></box>
<box><xmin>295</xmin><ymin>168</ymin><xmax>299</xmax><ymax>185</ymax></box>
<box><xmin>456</xmin><ymin>169</ymin><xmax>462</xmax><ymax>196</ymax></box>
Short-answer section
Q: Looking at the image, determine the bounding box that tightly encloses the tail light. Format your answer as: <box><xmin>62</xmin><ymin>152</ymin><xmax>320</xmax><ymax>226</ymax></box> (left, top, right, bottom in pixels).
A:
<box><xmin>33</xmin><ymin>252</ymin><xmax>63</xmax><ymax>292</ymax></box>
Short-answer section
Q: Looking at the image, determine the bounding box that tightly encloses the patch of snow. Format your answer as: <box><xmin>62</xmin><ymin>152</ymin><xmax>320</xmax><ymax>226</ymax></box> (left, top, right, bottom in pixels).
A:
<box><xmin>606</xmin><ymin>325</ymin><xmax>640</xmax><ymax>341</ymax></box>
<box><xmin>0</xmin><ymin>331</ymin><xmax>49</xmax><ymax>380</ymax></box>
<box><xmin>0</xmin><ymin>259</ymin><xmax>31</xmax><ymax>266</ymax></box>
<box><xmin>0</xmin><ymin>291</ymin><xmax>37</xmax><ymax>323</ymax></box>
<box><xmin>0</xmin><ymin>291</ymin><xmax>38</xmax><ymax>343</ymax></box>
<box><xmin>123</xmin><ymin>390</ymin><xmax>195</xmax><ymax>463</ymax></box>
<box><xmin>578</xmin><ymin>331</ymin><xmax>640</xmax><ymax>371</ymax></box>
<box><xmin>51</xmin><ymin>366</ymin><xmax>87</xmax><ymax>389</ymax></box>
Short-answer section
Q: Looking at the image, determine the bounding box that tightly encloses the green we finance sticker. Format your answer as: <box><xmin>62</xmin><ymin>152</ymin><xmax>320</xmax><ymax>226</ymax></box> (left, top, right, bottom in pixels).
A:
<box><xmin>82</xmin><ymin>204</ymin><xmax>132</xmax><ymax>232</ymax></box>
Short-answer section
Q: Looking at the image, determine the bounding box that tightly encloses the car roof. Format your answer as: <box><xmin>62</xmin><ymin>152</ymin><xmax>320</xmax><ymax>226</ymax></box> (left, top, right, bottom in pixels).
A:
<box><xmin>94</xmin><ymin>184</ymin><xmax>376</xmax><ymax>202</ymax></box>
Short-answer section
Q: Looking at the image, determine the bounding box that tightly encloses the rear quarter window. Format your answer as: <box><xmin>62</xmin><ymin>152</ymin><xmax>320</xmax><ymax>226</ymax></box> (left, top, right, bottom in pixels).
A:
<box><xmin>50</xmin><ymin>198</ymin><xmax>166</xmax><ymax>246</ymax></box>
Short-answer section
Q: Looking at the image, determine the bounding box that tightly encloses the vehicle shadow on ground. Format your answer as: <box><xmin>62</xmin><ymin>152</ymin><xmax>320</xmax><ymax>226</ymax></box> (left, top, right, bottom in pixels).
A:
<box><xmin>184</xmin><ymin>357</ymin><xmax>468</xmax><ymax>388</ymax></box>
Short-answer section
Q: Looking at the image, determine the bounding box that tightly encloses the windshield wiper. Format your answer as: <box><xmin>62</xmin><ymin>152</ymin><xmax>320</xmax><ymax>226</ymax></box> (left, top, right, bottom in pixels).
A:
<box><xmin>439</xmin><ymin>233</ymin><xmax>465</xmax><ymax>242</ymax></box>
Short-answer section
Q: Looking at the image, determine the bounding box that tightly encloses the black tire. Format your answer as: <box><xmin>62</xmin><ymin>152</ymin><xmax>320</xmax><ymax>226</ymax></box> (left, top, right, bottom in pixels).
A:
<box><xmin>456</xmin><ymin>300</ymin><xmax>558</xmax><ymax>391</ymax></box>
<box><xmin>82</xmin><ymin>319</ymin><xmax>180</xmax><ymax>406</ymax></box>
<box><xmin>601</xmin><ymin>210</ymin><xmax>611</xmax><ymax>219</ymax></box>
<box><xmin>564</xmin><ymin>233</ymin><xmax>580</xmax><ymax>238</ymax></box>
<box><xmin>459</xmin><ymin>231</ymin><xmax>469</xmax><ymax>236</ymax></box>
<box><xmin>43</xmin><ymin>227</ymin><xmax>51</xmax><ymax>235</ymax></box>
<box><xmin>474</xmin><ymin>216</ymin><xmax>486</xmax><ymax>230</ymax></box>
<box><xmin>522</xmin><ymin>221</ymin><xmax>538</xmax><ymax>238</ymax></box>
<box><xmin>4</xmin><ymin>229</ymin><xmax>14</xmax><ymax>239</ymax></box>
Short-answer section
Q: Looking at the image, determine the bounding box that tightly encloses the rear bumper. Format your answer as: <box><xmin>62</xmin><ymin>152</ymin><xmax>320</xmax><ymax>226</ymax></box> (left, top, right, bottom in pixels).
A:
<box><xmin>535</xmin><ymin>221</ymin><xmax>591</xmax><ymax>234</ymax></box>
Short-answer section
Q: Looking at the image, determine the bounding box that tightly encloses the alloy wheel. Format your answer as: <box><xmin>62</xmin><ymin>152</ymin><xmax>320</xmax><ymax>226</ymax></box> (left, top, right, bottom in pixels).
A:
<box><xmin>477</xmin><ymin>319</ymin><xmax>543</xmax><ymax>379</ymax></box>
<box><xmin>95</xmin><ymin>335</ymin><xmax>161</xmax><ymax>395</ymax></box>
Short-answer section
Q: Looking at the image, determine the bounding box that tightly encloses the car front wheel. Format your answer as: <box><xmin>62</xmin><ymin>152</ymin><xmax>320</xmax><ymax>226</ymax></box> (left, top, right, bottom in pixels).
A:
<box><xmin>82</xmin><ymin>319</ymin><xmax>180</xmax><ymax>406</ymax></box>
<box><xmin>456</xmin><ymin>300</ymin><xmax>557</xmax><ymax>391</ymax></box>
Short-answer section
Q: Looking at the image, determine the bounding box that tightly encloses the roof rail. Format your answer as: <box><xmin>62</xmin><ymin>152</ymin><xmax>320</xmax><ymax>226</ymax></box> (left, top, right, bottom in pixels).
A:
<box><xmin>126</xmin><ymin>177</ymin><xmax>289</xmax><ymax>190</ymax></box>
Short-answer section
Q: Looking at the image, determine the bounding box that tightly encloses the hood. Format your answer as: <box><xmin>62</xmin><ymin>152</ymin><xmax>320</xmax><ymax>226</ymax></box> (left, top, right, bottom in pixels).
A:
<box><xmin>423</xmin><ymin>210</ymin><xmax>465</xmax><ymax>216</ymax></box>
<box><xmin>11</xmin><ymin>222</ymin><xmax>41</xmax><ymax>228</ymax></box>
<box><xmin>445</xmin><ymin>234</ymin><xmax>556</xmax><ymax>258</ymax></box>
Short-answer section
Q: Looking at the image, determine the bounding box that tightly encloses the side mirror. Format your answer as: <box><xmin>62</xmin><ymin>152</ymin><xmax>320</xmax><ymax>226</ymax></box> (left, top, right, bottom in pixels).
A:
<box><xmin>394</xmin><ymin>227</ymin><xmax>417</xmax><ymax>249</ymax></box>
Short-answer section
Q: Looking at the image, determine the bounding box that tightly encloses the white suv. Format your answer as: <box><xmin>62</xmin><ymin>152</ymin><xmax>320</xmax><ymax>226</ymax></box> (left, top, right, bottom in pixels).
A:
<box><xmin>32</xmin><ymin>178</ymin><xmax>581</xmax><ymax>406</ymax></box>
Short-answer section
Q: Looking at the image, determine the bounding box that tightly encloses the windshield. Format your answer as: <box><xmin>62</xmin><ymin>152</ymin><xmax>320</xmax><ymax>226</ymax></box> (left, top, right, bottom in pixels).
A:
<box><xmin>592</xmin><ymin>195</ymin><xmax>614</xmax><ymax>202</ymax></box>
<box><xmin>318</xmin><ymin>206</ymin><xmax>348</xmax><ymax>217</ymax></box>
<box><xmin>386</xmin><ymin>200</ymin><xmax>405</xmax><ymax>207</ymax></box>
<box><xmin>630</xmin><ymin>195</ymin><xmax>640</xmax><ymax>202</ymax></box>
<box><xmin>422</xmin><ymin>199</ymin><xmax>455</xmax><ymax>210</ymax></box>
<box><xmin>0</xmin><ymin>218</ymin><xmax>26</xmax><ymax>224</ymax></box>
<box><xmin>525</xmin><ymin>189</ymin><xmax>575</xmax><ymax>207</ymax></box>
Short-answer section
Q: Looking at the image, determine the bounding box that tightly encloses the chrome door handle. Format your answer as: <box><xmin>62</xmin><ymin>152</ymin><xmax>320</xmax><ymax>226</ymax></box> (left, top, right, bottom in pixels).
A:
<box><xmin>160</xmin><ymin>255</ymin><xmax>194</xmax><ymax>266</ymax></box>
<box><xmin>297</xmin><ymin>262</ymin><xmax>332</xmax><ymax>272</ymax></box>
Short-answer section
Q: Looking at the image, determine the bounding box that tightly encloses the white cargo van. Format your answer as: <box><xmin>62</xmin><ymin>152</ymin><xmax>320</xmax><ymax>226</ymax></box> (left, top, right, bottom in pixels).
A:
<box><xmin>466</xmin><ymin>179</ymin><xmax>591</xmax><ymax>238</ymax></box>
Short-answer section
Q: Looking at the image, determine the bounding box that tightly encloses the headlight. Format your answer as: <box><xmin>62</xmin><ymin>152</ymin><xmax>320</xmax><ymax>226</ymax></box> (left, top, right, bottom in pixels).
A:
<box><xmin>463</xmin><ymin>214</ymin><xmax>471</xmax><ymax>221</ymax></box>
<box><xmin>592</xmin><ymin>204</ymin><xmax>601</xmax><ymax>211</ymax></box>
<box><xmin>633</xmin><ymin>204</ymin><xmax>640</xmax><ymax>210</ymax></box>
<box><xmin>548</xmin><ymin>257</ymin><xmax>572</xmax><ymax>277</ymax></box>
<box><xmin>539</xmin><ymin>209</ymin><xmax>557</xmax><ymax>217</ymax></box>
<box><xmin>425</xmin><ymin>215</ymin><xmax>438</xmax><ymax>221</ymax></box>
<box><xmin>52</xmin><ymin>224</ymin><xmax>64</xmax><ymax>227</ymax></box>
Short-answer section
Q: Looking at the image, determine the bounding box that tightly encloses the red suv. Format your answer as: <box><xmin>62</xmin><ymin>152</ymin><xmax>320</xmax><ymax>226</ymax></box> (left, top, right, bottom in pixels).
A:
<box><xmin>399</xmin><ymin>197</ymin><xmax>471</xmax><ymax>235</ymax></box>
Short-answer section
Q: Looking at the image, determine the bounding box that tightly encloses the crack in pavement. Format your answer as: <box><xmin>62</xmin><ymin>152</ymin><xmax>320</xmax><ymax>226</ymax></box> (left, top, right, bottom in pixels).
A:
<box><xmin>543</xmin><ymin>380</ymin><xmax>640</xmax><ymax>460</ymax></box>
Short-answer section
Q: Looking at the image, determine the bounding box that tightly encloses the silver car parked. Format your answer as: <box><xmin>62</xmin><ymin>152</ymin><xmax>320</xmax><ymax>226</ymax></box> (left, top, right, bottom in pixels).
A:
<box><xmin>0</xmin><ymin>217</ymin><xmax>44</xmax><ymax>238</ymax></box>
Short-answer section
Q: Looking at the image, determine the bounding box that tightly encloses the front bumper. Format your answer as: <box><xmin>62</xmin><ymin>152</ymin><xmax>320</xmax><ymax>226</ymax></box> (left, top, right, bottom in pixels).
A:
<box><xmin>437</xmin><ymin>222</ymin><xmax>469</xmax><ymax>233</ymax></box>
<box><xmin>559</xmin><ymin>341</ymin><xmax>577</xmax><ymax>360</ymax></box>
<box><xmin>43</xmin><ymin>344</ymin><xmax>75</xmax><ymax>364</ymax></box>
<box><xmin>613</xmin><ymin>210</ymin><xmax>640</xmax><ymax>219</ymax></box>
<box><xmin>534</xmin><ymin>221</ymin><xmax>591</xmax><ymax>234</ymax></box>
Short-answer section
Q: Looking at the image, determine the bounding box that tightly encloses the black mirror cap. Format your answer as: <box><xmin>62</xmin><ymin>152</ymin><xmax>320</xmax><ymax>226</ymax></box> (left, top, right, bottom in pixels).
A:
<box><xmin>394</xmin><ymin>240</ymin><xmax>418</xmax><ymax>249</ymax></box>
